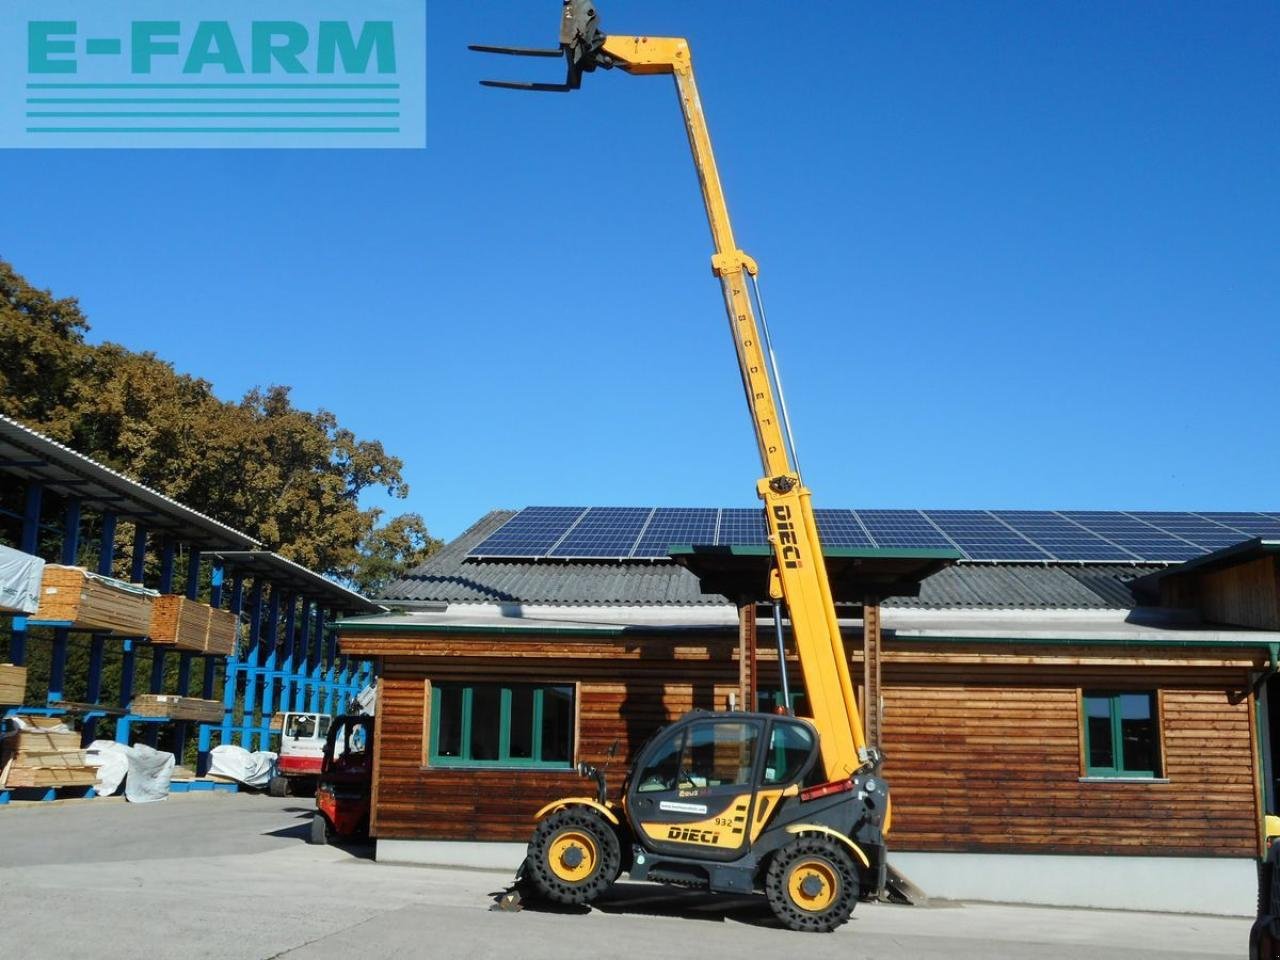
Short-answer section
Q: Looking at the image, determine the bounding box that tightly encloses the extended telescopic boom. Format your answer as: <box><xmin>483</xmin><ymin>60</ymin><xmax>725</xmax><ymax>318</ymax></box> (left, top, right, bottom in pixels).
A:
<box><xmin>471</xmin><ymin>2</ymin><xmax>872</xmax><ymax>781</ymax></box>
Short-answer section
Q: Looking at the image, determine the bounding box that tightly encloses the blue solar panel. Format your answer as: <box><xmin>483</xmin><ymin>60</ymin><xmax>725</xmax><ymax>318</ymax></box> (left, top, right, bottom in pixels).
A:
<box><xmin>1059</xmin><ymin>511</ymin><xmax>1200</xmax><ymax>562</ymax></box>
<box><xmin>631</xmin><ymin>507</ymin><xmax>719</xmax><ymax>558</ymax></box>
<box><xmin>924</xmin><ymin>510</ymin><xmax>1051</xmax><ymax>561</ymax></box>
<box><xmin>993</xmin><ymin>511</ymin><xmax>1136</xmax><ymax>561</ymax></box>
<box><xmin>814</xmin><ymin>509</ymin><xmax>876</xmax><ymax>548</ymax></box>
<box><xmin>1127</xmin><ymin>512</ymin><xmax>1248</xmax><ymax>552</ymax></box>
<box><xmin>856</xmin><ymin>510</ymin><xmax>954</xmax><ymax>551</ymax></box>
<box><xmin>1198</xmin><ymin>513</ymin><xmax>1280</xmax><ymax>539</ymax></box>
<box><xmin>469</xmin><ymin>506</ymin><xmax>586</xmax><ymax>558</ymax></box>
<box><xmin>549</xmin><ymin>507</ymin><xmax>652</xmax><ymax>558</ymax></box>
<box><xmin>716</xmin><ymin>508</ymin><xmax>766</xmax><ymax>546</ymax></box>
<box><xmin>468</xmin><ymin>506</ymin><xmax>1273</xmax><ymax>562</ymax></box>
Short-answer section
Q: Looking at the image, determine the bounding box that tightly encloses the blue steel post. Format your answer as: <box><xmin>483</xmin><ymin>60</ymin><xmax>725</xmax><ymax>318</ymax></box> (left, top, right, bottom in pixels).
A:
<box><xmin>201</xmin><ymin>567</ymin><xmax>221</xmax><ymax>696</ymax></box>
<box><xmin>256</xmin><ymin>588</ymin><xmax>282</xmax><ymax>751</ymax></box>
<box><xmin>82</xmin><ymin>511</ymin><xmax>117</xmax><ymax>742</ymax></box>
<box><xmin>171</xmin><ymin>549</ymin><xmax>201</xmax><ymax>761</ymax></box>
<box><xmin>9</xmin><ymin>481</ymin><xmax>44</xmax><ymax>668</ymax></box>
<box><xmin>293</xmin><ymin>598</ymin><xmax>312</xmax><ymax>711</ymax></box>
<box><xmin>240</xmin><ymin>580</ymin><xmax>263</xmax><ymax>747</ymax></box>
<box><xmin>219</xmin><ymin>573</ymin><xmax>245</xmax><ymax>750</ymax></box>
<box><xmin>323</xmin><ymin>610</ymin><xmax>338</xmax><ymax>715</ymax></box>
<box><xmin>114</xmin><ymin>525</ymin><xmax>149</xmax><ymax>743</ymax></box>
<box><xmin>309</xmin><ymin>609</ymin><xmax>325</xmax><ymax>716</ymax></box>
<box><xmin>197</xmin><ymin>561</ymin><xmax>225</xmax><ymax>774</ymax></box>
<box><xmin>278</xmin><ymin>594</ymin><xmax>298</xmax><ymax>729</ymax></box>
<box><xmin>144</xmin><ymin>539</ymin><xmax>176</xmax><ymax>747</ymax></box>
<box><xmin>46</xmin><ymin>497</ymin><xmax>82</xmax><ymax>707</ymax></box>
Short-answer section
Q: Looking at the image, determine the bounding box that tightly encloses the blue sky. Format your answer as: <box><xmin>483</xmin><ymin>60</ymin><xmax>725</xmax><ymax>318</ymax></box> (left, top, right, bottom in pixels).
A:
<box><xmin>4</xmin><ymin>1</ymin><xmax>1278</xmax><ymax>541</ymax></box>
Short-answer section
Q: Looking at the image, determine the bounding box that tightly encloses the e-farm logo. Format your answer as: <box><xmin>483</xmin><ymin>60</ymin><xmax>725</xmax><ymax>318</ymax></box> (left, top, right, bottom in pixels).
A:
<box><xmin>2</xmin><ymin>1</ymin><xmax>425</xmax><ymax>148</ymax></box>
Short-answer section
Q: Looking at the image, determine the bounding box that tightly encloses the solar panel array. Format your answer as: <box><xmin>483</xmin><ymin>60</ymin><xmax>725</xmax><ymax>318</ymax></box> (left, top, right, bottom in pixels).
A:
<box><xmin>466</xmin><ymin>507</ymin><xmax>1280</xmax><ymax>563</ymax></box>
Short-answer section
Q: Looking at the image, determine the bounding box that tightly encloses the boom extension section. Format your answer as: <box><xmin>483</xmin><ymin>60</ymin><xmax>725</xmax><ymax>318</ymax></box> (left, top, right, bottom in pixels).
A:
<box><xmin>472</xmin><ymin>2</ymin><xmax>874</xmax><ymax>782</ymax></box>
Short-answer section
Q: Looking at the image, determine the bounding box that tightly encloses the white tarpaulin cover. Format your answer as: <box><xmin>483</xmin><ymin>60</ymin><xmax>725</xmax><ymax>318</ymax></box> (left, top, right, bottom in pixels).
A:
<box><xmin>208</xmin><ymin>744</ymin><xmax>277</xmax><ymax>787</ymax></box>
<box><xmin>0</xmin><ymin>545</ymin><xmax>44</xmax><ymax>614</ymax></box>
<box><xmin>85</xmin><ymin>740</ymin><xmax>174</xmax><ymax>802</ymax></box>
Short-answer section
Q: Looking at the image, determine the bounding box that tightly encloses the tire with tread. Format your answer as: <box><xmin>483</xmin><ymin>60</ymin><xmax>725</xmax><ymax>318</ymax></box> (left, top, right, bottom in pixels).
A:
<box><xmin>268</xmin><ymin>776</ymin><xmax>289</xmax><ymax>798</ymax></box>
<box><xmin>765</xmin><ymin>834</ymin><xmax>859</xmax><ymax>933</ymax></box>
<box><xmin>525</xmin><ymin>807</ymin><xmax>620</xmax><ymax>905</ymax></box>
<box><xmin>308</xmin><ymin>812</ymin><xmax>329</xmax><ymax>845</ymax></box>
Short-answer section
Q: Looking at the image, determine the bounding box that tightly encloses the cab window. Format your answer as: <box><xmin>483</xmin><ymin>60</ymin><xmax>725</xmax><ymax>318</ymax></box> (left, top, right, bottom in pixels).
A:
<box><xmin>636</xmin><ymin>727</ymin><xmax>684</xmax><ymax>793</ymax></box>
<box><xmin>763</xmin><ymin>720</ymin><xmax>814</xmax><ymax>785</ymax></box>
<box><xmin>680</xmin><ymin>721</ymin><xmax>759</xmax><ymax>788</ymax></box>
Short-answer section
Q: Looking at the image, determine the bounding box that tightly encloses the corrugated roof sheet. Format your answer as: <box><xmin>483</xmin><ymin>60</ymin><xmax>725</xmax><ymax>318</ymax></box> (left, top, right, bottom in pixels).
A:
<box><xmin>381</xmin><ymin>510</ymin><xmax>1161</xmax><ymax>611</ymax></box>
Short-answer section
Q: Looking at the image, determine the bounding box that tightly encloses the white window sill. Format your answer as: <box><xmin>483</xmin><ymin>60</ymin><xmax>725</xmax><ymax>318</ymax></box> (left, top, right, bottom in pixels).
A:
<box><xmin>1078</xmin><ymin>776</ymin><xmax>1170</xmax><ymax>784</ymax></box>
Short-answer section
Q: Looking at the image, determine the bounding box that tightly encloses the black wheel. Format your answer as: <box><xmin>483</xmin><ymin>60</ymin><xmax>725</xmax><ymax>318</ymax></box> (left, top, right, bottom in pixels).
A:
<box><xmin>524</xmin><ymin>807</ymin><xmax>620</xmax><ymax>905</ymax></box>
<box><xmin>308</xmin><ymin>812</ymin><xmax>330</xmax><ymax>845</ymax></box>
<box><xmin>268</xmin><ymin>776</ymin><xmax>289</xmax><ymax>798</ymax></box>
<box><xmin>765</xmin><ymin>834</ymin><xmax>859</xmax><ymax>932</ymax></box>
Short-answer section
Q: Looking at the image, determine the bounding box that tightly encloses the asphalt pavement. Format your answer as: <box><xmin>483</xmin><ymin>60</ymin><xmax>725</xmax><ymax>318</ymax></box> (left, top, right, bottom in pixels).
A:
<box><xmin>0</xmin><ymin>794</ymin><xmax>1248</xmax><ymax>959</ymax></box>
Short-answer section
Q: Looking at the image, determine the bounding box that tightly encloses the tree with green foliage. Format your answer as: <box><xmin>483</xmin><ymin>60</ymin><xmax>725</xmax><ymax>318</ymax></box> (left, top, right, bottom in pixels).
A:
<box><xmin>0</xmin><ymin>257</ymin><xmax>440</xmax><ymax>594</ymax></box>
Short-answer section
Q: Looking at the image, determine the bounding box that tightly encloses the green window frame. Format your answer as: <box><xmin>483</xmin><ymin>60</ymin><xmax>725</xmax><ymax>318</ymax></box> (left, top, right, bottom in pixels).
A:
<box><xmin>429</xmin><ymin>682</ymin><xmax>575</xmax><ymax>769</ymax></box>
<box><xmin>1082</xmin><ymin>690</ymin><xmax>1161</xmax><ymax>778</ymax></box>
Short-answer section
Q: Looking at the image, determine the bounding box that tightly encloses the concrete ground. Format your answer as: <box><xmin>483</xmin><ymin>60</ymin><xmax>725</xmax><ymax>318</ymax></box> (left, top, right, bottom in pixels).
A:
<box><xmin>0</xmin><ymin>794</ymin><xmax>1249</xmax><ymax>959</ymax></box>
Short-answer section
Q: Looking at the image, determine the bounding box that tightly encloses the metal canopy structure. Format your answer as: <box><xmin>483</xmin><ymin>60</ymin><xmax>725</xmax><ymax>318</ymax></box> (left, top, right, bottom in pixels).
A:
<box><xmin>0</xmin><ymin>415</ymin><xmax>375</xmax><ymax>800</ymax></box>
<box><xmin>210</xmin><ymin>551</ymin><xmax>383</xmax><ymax>614</ymax></box>
<box><xmin>668</xmin><ymin>545</ymin><xmax>960</xmax><ymax>605</ymax></box>
<box><xmin>0</xmin><ymin>413</ymin><xmax>257</xmax><ymax>550</ymax></box>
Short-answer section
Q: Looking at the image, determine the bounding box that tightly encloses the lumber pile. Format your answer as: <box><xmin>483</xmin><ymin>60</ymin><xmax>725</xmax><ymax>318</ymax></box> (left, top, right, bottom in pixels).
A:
<box><xmin>0</xmin><ymin>664</ymin><xmax>26</xmax><ymax>704</ymax></box>
<box><xmin>149</xmin><ymin>596</ymin><xmax>240</xmax><ymax>655</ymax></box>
<box><xmin>205</xmin><ymin>607</ymin><xmax>239</xmax><ymax>656</ymax></box>
<box><xmin>0</xmin><ymin>716</ymin><xmax>97</xmax><ymax>788</ymax></box>
<box><xmin>30</xmin><ymin>565</ymin><xmax>156</xmax><ymax>635</ymax></box>
<box><xmin>132</xmin><ymin>694</ymin><xmax>223</xmax><ymax>724</ymax></box>
<box><xmin>149</xmin><ymin>595</ymin><xmax>211</xmax><ymax>652</ymax></box>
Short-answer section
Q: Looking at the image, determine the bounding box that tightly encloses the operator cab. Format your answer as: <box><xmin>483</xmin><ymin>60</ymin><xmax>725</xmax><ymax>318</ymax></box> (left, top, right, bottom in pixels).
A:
<box><xmin>625</xmin><ymin>712</ymin><xmax>821</xmax><ymax>863</ymax></box>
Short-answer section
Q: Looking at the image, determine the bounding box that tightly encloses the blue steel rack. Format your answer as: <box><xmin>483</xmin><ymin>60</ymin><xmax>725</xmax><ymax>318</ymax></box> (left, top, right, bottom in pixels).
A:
<box><xmin>0</xmin><ymin>414</ymin><xmax>381</xmax><ymax>804</ymax></box>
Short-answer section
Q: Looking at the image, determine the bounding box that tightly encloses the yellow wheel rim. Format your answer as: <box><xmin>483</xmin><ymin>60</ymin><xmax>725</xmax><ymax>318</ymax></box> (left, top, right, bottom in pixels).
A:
<box><xmin>787</xmin><ymin>857</ymin><xmax>839</xmax><ymax>912</ymax></box>
<box><xmin>548</xmin><ymin>830</ymin><xmax>598</xmax><ymax>883</ymax></box>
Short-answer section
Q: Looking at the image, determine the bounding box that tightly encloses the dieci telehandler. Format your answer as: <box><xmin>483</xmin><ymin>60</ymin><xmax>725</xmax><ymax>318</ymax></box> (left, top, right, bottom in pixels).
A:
<box><xmin>472</xmin><ymin>2</ymin><xmax>889</xmax><ymax>932</ymax></box>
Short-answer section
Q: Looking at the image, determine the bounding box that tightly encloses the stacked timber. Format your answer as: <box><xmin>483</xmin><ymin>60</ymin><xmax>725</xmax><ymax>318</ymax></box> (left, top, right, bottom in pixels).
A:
<box><xmin>132</xmin><ymin>694</ymin><xmax>223</xmax><ymax>724</ymax></box>
<box><xmin>149</xmin><ymin>597</ymin><xmax>239</xmax><ymax>656</ymax></box>
<box><xmin>30</xmin><ymin>565</ymin><xmax>156</xmax><ymax>634</ymax></box>
<box><xmin>205</xmin><ymin>607</ymin><xmax>239</xmax><ymax>656</ymax></box>
<box><xmin>0</xmin><ymin>717</ymin><xmax>97</xmax><ymax>788</ymax></box>
<box><xmin>149</xmin><ymin>595</ymin><xmax>211</xmax><ymax>652</ymax></box>
<box><xmin>0</xmin><ymin>664</ymin><xmax>26</xmax><ymax>704</ymax></box>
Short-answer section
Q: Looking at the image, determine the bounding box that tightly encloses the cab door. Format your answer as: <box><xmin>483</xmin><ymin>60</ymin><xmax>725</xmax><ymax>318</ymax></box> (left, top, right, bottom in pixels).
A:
<box><xmin>626</xmin><ymin>716</ymin><xmax>764</xmax><ymax>862</ymax></box>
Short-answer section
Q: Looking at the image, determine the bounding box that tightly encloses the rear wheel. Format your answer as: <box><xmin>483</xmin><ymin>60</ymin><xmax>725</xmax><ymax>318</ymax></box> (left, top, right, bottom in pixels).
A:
<box><xmin>268</xmin><ymin>776</ymin><xmax>289</xmax><ymax>798</ymax></box>
<box><xmin>525</xmin><ymin>807</ymin><xmax>620</xmax><ymax>905</ymax></box>
<box><xmin>765</xmin><ymin>835</ymin><xmax>859</xmax><ymax>932</ymax></box>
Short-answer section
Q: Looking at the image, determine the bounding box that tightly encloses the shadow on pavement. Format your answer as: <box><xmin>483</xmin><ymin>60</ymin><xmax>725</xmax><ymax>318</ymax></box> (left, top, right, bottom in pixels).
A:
<box><xmin>494</xmin><ymin>880</ymin><xmax>783</xmax><ymax>928</ymax></box>
<box><xmin>261</xmin><ymin>809</ymin><xmax>375</xmax><ymax>860</ymax></box>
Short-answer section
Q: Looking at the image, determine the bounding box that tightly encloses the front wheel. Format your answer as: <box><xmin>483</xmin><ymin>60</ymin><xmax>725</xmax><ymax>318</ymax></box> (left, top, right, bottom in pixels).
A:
<box><xmin>524</xmin><ymin>807</ymin><xmax>620</xmax><ymax>905</ymax></box>
<box><xmin>765</xmin><ymin>835</ymin><xmax>859</xmax><ymax>932</ymax></box>
<box><xmin>308</xmin><ymin>812</ymin><xmax>330</xmax><ymax>845</ymax></box>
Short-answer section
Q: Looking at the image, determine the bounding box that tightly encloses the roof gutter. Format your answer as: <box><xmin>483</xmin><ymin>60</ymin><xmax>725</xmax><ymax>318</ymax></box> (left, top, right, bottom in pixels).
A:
<box><xmin>896</xmin><ymin>633</ymin><xmax>1280</xmax><ymax>652</ymax></box>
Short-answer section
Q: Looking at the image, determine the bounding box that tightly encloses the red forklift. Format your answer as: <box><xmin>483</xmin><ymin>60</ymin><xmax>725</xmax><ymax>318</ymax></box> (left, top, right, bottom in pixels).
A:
<box><xmin>308</xmin><ymin>714</ymin><xmax>374</xmax><ymax>845</ymax></box>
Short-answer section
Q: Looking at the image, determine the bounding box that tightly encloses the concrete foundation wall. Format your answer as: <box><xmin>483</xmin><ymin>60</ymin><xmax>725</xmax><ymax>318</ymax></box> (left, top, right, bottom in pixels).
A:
<box><xmin>376</xmin><ymin>840</ymin><xmax>1257</xmax><ymax>917</ymax></box>
<box><xmin>890</xmin><ymin>851</ymin><xmax>1256</xmax><ymax>917</ymax></box>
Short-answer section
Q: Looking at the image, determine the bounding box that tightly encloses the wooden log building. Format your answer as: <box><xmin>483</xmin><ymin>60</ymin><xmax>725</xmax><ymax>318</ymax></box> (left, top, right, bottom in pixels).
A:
<box><xmin>337</xmin><ymin>509</ymin><xmax>1280</xmax><ymax>916</ymax></box>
